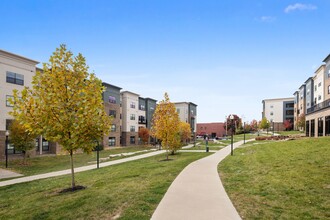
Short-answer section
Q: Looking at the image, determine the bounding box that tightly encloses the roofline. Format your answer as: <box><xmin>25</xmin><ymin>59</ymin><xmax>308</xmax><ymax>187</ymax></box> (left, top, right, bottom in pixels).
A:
<box><xmin>293</xmin><ymin>91</ymin><xmax>298</xmax><ymax>95</ymax></box>
<box><xmin>262</xmin><ymin>97</ymin><xmax>294</xmax><ymax>103</ymax></box>
<box><xmin>121</xmin><ymin>90</ymin><xmax>140</xmax><ymax>96</ymax></box>
<box><xmin>174</xmin><ymin>102</ymin><xmax>198</xmax><ymax>106</ymax></box>
<box><xmin>299</xmin><ymin>84</ymin><xmax>306</xmax><ymax>90</ymax></box>
<box><xmin>323</xmin><ymin>54</ymin><xmax>330</xmax><ymax>63</ymax></box>
<box><xmin>314</xmin><ymin>64</ymin><xmax>325</xmax><ymax>74</ymax></box>
<box><xmin>102</xmin><ymin>82</ymin><xmax>122</xmax><ymax>90</ymax></box>
<box><xmin>0</xmin><ymin>49</ymin><xmax>39</xmax><ymax>65</ymax></box>
<box><xmin>304</xmin><ymin>77</ymin><xmax>313</xmax><ymax>83</ymax></box>
<box><xmin>145</xmin><ymin>97</ymin><xmax>157</xmax><ymax>102</ymax></box>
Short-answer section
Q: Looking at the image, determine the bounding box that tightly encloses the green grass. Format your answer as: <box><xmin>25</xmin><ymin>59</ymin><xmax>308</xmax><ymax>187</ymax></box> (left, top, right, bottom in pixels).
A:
<box><xmin>0</xmin><ymin>152</ymin><xmax>210</xmax><ymax>220</ymax></box>
<box><xmin>1</xmin><ymin>146</ymin><xmax>158</xmax><ymax>177</ymax></box>
<box><xmin>218</xmin><ymin>137</ymin><xmax>330</xmax><ymax>219</ymax></box>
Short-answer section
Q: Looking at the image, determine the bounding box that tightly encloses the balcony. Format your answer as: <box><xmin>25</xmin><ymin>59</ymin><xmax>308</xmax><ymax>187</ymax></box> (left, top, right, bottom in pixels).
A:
<box><xmin>307</xmin><ymin>98</ymin><xmax>330</xmax><ymax>114</ymax></box>
<box><xmin>138</xmin><ymin>119</ymin><xmax>146</xmax><ymax>124</ymax></box>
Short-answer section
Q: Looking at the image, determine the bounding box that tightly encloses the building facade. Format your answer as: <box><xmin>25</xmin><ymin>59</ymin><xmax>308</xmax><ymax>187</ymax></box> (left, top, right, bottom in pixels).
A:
<box><xmin>174</xmin><ymin>102</ymin><xmax>197</xmax><ymax>136</ymax></box>
<box><xmin>305</xmin><ymin>54</ymin><xmax>330</xmax><ymax>137</ymax></box>
<box><xmin>121</xmin><ymin>91</ymin><xmax>140</xmax><ymax>146</ymax></box>
<box><xmin>102</xmin><ymin>83</ymin><xmax>122</xmax><ymax>147</ymax></box>
<box><xmin>196</xmin><ymin>122</ymin><xmax>225</xmax><ymax>138</ymax></box>
<box><xmin>0</xmin><ymin>50</ymin><xmax>58</xmax><ymax>159</ymax></box>
<box><xmin>262</xmin><ymin>97</ymin><xmax>294</xmax><ymax>131</ymax></box>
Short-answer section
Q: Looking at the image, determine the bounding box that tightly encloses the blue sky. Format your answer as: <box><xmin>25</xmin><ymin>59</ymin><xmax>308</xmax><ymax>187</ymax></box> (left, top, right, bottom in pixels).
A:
<box><xmin>1</xmin><ymin>0</ymin><xmax>329</xmax><ymax>123</ymax></box>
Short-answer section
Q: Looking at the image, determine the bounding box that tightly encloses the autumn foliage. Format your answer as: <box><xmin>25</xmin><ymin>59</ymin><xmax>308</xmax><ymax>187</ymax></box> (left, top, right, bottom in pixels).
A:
<box><xmin>138</xmin><ymin>127</ymin><xmax>150</xmax><ymax>145</ymax></box>
<box><xmin>151</xmin><ymin>93</ymin><xmax>180</xmax><ymax>159</ymax></box>
<box><xmin>11</xmin><ymin>45</ymin><xmax>111</xmax><ymax>189</ymax></box>
<box><xmin>179</xmin><ymin>122</ymin><xmax>191</xmax><ymax>144</ymax></box>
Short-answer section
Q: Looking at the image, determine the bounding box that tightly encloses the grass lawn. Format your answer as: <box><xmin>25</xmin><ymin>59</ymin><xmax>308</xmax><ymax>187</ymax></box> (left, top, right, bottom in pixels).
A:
<box><xmin>0</xmin><ymin>152</ymin><xmax>211</xmax><ymax>220</ymax></box>
<box><xmin>1</xmin><ymin>146</ymin><xmax>158</xmax><ymax>177</ymax></box>
<box><xmin>277</xmin><ymin>130</ymin><xmax>305</xmax><ymax>136</ymax></box>
<box><xmin>218</xmin><ymin>137</ymin><xmax>330</xmax><ymax>219</ymax></box>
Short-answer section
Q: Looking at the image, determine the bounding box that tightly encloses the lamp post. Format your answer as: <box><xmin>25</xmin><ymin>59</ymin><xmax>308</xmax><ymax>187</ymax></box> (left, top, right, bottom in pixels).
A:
<box><xmin>225</xmin><ymin>116</ymin><xmax>227</xmax><ymax>137</ymax></box>
<box><xmin>243</xmin><ymin>122</ymin><xmax>246</xmax><ymax>144</ymax></box>
<box><xmin>205</xmin><ymin>135</ymin><xmax>209</xmax><ymax>152</ymax></box>
<box><xmin>5</xmin><ymin>130</ymin><xmax>9</xmax><ymax>168</ymax></box>
<box><xmin>273</xmin><ymin>121</ymin><xmax>275</xmax><ymax>136</ymax></box>
<box><xmin>230</xmin><ymin>114</ymin><xmax>234</xmax><ymax>156</ymax></box>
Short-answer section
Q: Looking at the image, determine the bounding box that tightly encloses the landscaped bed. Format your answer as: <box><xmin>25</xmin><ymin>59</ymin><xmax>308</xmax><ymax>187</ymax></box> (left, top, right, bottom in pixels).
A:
<box><xmin>218</xmin><ymin>137</ymin><xmax>330</xmax><ymax>219</ymax></box>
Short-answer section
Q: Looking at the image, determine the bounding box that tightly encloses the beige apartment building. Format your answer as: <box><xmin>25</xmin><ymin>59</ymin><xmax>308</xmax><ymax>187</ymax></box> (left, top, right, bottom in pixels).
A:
<box><xmin>121</xmin><ymin>91</ymin><xmax>140</xmax><ymax>146</ymax></box>
<box><xmin>262</xmin><ymin>97</ymin><xmax>294</xmax><ymax>131</ymax></box>
<box><xmin>0</xmin><ymin>50</ymin><xmax>58</xmax><ymax>159</ymax></box>
<box><xmin>304</xmin><ymin>54</ymin><xmax>330</xmax><ymax>137</ymax></box>
<box><xmin>174</xmin><ymin>102</ymin><xmax>197</xmax><ymax>138</ymax></box>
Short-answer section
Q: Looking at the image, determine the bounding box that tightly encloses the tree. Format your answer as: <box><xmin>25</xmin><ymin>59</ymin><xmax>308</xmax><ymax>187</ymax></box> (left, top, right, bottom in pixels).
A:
<box><xmin>151</xmin><ymin>93</ymin><xmax>180</xmax><ymax>160</ymax></box>
<box><xmin>297</xmin><ymin>113</ymin><xmax>306</xmax><ymax>130</ymax></box>
<box><xmin>9</xmin><ymin>120</ymin><xmax>36</xmax><ymax>164</ymax></box>
<box><xmin>224</xmin><ymin>114</ymin><xmax>241</xmax><ymax>135</ymax></box>
<box><xmin>138</xmin><ymin>127</ymin><xmax>150</xmax><ymax>145</ymax></box>
<box><xmin>11</xmin><ymin>45</ymin><xmax>111</xmax><ymax>190</ymax></box>
<box><xmin>259</xmin><ymin>117</ymin><xmax>270</xmax><ymax>130</ymax></box>
<box><xmin>179</xmin><ymin>122</ymin><xmax>191</xmax><ymax>144</ymax></box>
<box><xmin>283</xmin><ymin>120</ymin><xmax>293</xmax><ymax>131</ymax></box>
<box><xmin>250</xmin><ymin>119</ymin><xmax>259</xmax><ymax>132</ymax></box>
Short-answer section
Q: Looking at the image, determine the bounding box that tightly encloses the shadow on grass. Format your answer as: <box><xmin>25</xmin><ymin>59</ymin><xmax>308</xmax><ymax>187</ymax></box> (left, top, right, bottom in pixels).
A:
<box><xmin>58</xmin><ymin>185</ymin><xmax>86</xmax><ymax>194</ymax></box>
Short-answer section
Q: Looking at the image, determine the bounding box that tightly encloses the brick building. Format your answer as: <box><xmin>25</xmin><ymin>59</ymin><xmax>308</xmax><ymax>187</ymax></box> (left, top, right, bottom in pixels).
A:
<box><xmin>196</xmin><ymin>122</ymin><xmax>226</xmax><ymax>138</ymax></box>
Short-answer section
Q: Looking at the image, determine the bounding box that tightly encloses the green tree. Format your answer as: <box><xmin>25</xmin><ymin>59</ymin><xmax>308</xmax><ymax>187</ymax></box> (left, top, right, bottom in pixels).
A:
<box><xmin>9</xmin><ymin>120</ymin><xmax>36</xmax><ymax>164</ymax></box>
<box><xmin>11</xmin><ymin>45</ymin><xmax>111</xmax><ymax>189</ymax></box>
<box><xmin>259</xmin><ymin>117</ymin><xmax>270</xmax><ymax>130</ymax></box>
<box><xmin>151</xmin><ymin>93</ymin><xmax>181</xmax><ymax>160</ymax></box>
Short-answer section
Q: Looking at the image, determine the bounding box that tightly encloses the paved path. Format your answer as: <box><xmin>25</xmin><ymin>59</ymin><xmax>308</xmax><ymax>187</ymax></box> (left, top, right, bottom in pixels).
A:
<box><xmin>151</xmin><ymin>140</ymin><xmax>249</xmax><ymax>220</ymax></box>
<box><xmin>0</xmin><ymin>169</ymin><xmax>23</xmax><ymax>180</ymax></box>
<box><xmin>0</xmin><ymin>143</ymin><xmax>201</xmax><ymax>187</ymax></box>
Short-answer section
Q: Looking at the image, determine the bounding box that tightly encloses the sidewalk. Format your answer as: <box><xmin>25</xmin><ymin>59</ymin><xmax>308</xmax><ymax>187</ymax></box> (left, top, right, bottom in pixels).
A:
<box><xmin>0</xmin><ymin>143</ymin><xmax>200</xmax><ymax>187</ymax></box>
<box><xmin>151</xmin><ymin>140</ymin><xmax>249</xmax><ymax>220</ymax></box>
<box><xmin>0</xmin><ymin>169</ymin><xmax>23</xmax><ymax>180</ymax></box>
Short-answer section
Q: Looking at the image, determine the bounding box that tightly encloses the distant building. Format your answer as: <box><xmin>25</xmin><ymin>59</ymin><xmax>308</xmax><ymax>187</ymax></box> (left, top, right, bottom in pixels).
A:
<box><xmin>196</xmin><ymin>122</ymin><xmax>225</xmax><ymax>138</ymax></box>
<box><xmin>174</xmin><ymin>102</ymin><xmax>197</xmax><ymax>133</ymax></box>
<box><xmin>262</xmin><ymin>97</ymin><xmax>294</xmax><ymax>131</ymax></box>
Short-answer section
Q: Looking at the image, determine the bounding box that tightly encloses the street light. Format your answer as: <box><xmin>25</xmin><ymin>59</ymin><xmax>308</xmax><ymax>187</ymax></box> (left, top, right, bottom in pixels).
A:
<box><xmin>5</xmin><ymin>130</ymin><xmax>9</xmax><ymax>168</ymax></box>
<box><xmin>243</xmin><ymin>122</ymin><xmax>246</xmax><ymax>144</ymax></box>
<box><xmin>230</xmin><ymin>114</ymin><xmax>234</xmax><ymax>156</ymax></box>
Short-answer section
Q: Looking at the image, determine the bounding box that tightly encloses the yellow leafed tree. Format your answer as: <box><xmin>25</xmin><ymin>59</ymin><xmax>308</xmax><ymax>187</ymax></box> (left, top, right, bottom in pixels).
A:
<box><xmin>179</xmin><ymin>121</ymin><xmax>191</xmax><ymax>144</ymax></box>
<box><xmin>151</xmin><ymin>93</ymin><xmax>180</xmax><ymax>160</ymax></box>
<box><xmin>10</xmin><ymin>45</ymin><xmax>111</xmax><ymax>190</ymax></box>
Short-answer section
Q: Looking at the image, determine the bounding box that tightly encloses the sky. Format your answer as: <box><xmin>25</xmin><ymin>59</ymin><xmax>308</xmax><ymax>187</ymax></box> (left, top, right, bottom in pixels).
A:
<box><xmin>1</xmin><ymin>0</ymin><xmax>329</xmax><ymax>123</ymax></box>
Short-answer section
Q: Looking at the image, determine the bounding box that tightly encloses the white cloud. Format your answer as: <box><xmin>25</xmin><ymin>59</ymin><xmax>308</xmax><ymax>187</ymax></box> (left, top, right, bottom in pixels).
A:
<box><xmin>260</xmin><ymin>16</ymin><xmax>276</xmax><ymax>22</ymax></box>
<box><xmin>284</xmin><ymin>3</ymin><xmax>317</xmax><ymax>13</ymax></box>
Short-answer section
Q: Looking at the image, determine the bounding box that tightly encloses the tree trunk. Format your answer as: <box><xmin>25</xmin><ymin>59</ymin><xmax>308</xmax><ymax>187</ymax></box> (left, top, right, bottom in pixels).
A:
<box><xmin>70</xmin><ymin>150</ymin><xmax>75</xmax><ymax>190</ymax></box>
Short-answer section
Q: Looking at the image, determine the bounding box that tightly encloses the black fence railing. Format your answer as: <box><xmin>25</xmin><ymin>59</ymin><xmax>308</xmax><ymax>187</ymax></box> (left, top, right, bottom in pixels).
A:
<box><xmin>307</xmin><ymin>98</ymin><xmax>330</xmax><ymax>114</ymax></box>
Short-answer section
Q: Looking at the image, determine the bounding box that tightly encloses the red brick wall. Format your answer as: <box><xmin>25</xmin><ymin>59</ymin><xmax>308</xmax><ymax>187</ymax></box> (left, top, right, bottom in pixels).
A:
<box><xmin>196</xmin><ymin>122</ymin><xmax>226</xmax><ymax>138</ymax></box>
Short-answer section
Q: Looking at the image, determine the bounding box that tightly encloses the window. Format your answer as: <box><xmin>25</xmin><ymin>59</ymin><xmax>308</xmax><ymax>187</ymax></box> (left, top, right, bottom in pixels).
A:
<box><xmin>139</xmin><ymin>104</ymin><xmax>145</xmax><ymax>110</ymax></box>
<box><xmin>130</xmin><ymin>114</ymin><xmax>135</xmax><ymax>120</ymax></box>
<box><xmin>286</xmin><ymin>110</ymin><xmax>294</xmax><ymax>115</ymax></box>
<box><xmin>130</xmin><ymin>126</ymin><xmax>135</xmax><ymax>132</ymax></box>
<box><xmin>270</xmin><ymin>105</ymin><xmax>273</xmax><ymax>108</ymax></box>
<box><xmin>306</xmin><ymin>120</ymin><xmax>310</xmax><ymax>137</ymax></box>
<box><xmin>315</xmin><ymin>85</ymin><xmax>317</xmax><ymax>91</ymax></box>
<box><xmin>130</xmin><ymin>136</ymin><xmax>135</xmax><ymax>144</ymax></box>
<box><xmin>328</xmin><ymin>85</ymin><xmax>330</xmax><ymax>94</ymax></box>
<box><xmin>109</xmin><ymin>137</ymin><xmax>116</xmax><ymax>146</ymax></box>
<box><xmin>318</xmin><ymin>95</ymin><xmax>321</xmax><ymax>101</ymax></box>
<box><xmin>270</xmin><ymin>112</ymin><xmax>273</xmax><ymax>116</ymax></box>
<box><xmin>139</xmin><ymin>115</ymin><xmax>146</xmax><ymax>123</ymax></box>
<box><xmin>6</xmin><ymin>95</ymin><xmax>14</xmax><ymax>107</ymax></box>
<box><xmin>328</xmin><ymin>70</ymin><xmax>330</xmax><ymax>78</ymax></box>
<box><xmin>130</xmin><ymin>102</ymin><xmax>135</xmax><ymax>108</ymax></box>
<box><xmin>111</xmin><ymin>124</ymin><xmax>116</xmax><ymax>132</ymax></box>
<box><xmin>150</xmin><ymin>107</ymin><xmax>154</xmax><ymax>111</ymax></box>
<box><xmin>6</xmin><ymin>72</ymin><xmax>24</xmax><ymax>85</ymax></box>
<box><xmin>318</xmin><ymin>82</ymin><xmax>321</xmax><ymax>87</ymax></box>
<box><xmin>177</xmin><ymin>108</ymin><xmax>180</xmax><ymax>113</ymax></box>
<box><xmin>286</xmin><ymin>103</ymin><xmax>294</xmax><ymax>108</ymax></box>
<box><xmin>109</xmin><ymin>96</ymin><xmax>116</xmax><ymax>104</ymax></box>
<box><xmin>6</xmin><ymin>119</ymin><xmax>14</xmax><ymax>130</ymax></box>
<box><xmin>109</xmin><ymin>110</ymin><xmax>116</xmax><ymax>118</ymax></box>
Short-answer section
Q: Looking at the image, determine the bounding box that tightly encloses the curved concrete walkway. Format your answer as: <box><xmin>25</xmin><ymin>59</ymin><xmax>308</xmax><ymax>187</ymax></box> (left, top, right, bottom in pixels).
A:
<box><xmin>151</xmin><ymin>140</ymin><xmax>248</xmax><ymax>220</ymax></box>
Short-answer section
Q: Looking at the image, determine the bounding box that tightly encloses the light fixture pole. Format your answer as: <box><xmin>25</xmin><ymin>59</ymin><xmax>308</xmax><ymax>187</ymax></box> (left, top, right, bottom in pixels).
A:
<box><xmin>230</xmin><ymin>114</ymin><xmax>234</xmax><ymax>156</ymax></box>
<box><xmin>5</xmin><ymin>130</ymin><xmax>9</xmax><ymax>168</ymax></box>
<box><xmin>243</xmin><ymin>122</ymin><xmax>246</xmax><ymax>144</ymax></box>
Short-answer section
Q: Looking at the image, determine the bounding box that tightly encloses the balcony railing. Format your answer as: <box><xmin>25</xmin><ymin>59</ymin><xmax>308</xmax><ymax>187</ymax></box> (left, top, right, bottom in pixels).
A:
<box><xmin>307</xmin><ymin>98</ymin><xmax>330</xmax><ymax>114</ymax></box>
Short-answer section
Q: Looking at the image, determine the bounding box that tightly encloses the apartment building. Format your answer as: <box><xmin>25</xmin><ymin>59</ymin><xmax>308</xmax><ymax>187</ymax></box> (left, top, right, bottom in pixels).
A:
<box><xmin>261</xmin><ymin>98</ymin><xmax>294</xmax><ymax>131</ymax></box>
<box><xmin>305</xmin><ymin>54</ymin><xmax>330</xmax><ymax>137</ymax></box>
<box><xmin>0</xmin><ymin>50</ymin><xmax>59</xmax><ymax>159</ymax></box>
<box><xmin>102</xmin><ymin>83</ymin><xmax>122</xmax><ymax>147</ymax></box>
<box><xmin>174</xmin><ymin>102</ymin><xmax>197</xmax><ymax>136</ymax></box>
<box><xmin>120</xmin><ymin>91</ymin><xmax>140</xmax><ymax>146</ymax></box>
